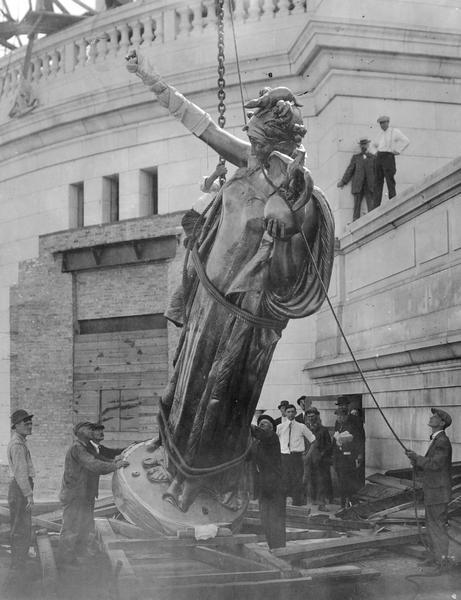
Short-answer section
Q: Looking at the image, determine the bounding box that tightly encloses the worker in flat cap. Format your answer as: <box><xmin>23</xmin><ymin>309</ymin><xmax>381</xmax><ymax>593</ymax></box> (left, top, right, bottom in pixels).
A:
<box><xmin>84</xmin><ymin>423</ymin><xmax>128</xmax><ymax>555</ymax></box>
<box><xmin>58</xmin><ymin>421</ymin><xmax>129</xmax><ymax>568</ymax></box>
<box><xmin>250</xmin><ymin>414</ymin><xmax>286</xmax><ymax>550</ymax></box>
<box><xmin>371</xmin><ymin>115</ymin><xmax>409</xmax><ymax>207</ymax></box>
<box><xmin>274</xmin><ymin>400</ymin><xmax>289</xmax><ymax>427</ymax></box>
<box><xmin>337</xmin><ymin>137</ymin><xmax>376</xmax><ymax>221</ymax></box>
<box><xmin>405</xmin><ymin>408</ymin><xmax>453</xmax><ymax>572</ymax></box>
<box><xmin>5</xmin><ymin>409</ymin><xmax>35</xmax><ymax>588</ymax></box>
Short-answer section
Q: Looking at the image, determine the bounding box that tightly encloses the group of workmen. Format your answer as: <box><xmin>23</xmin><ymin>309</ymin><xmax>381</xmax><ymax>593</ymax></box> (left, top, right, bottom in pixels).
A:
<box><xmin>337</xmin><ymin>115</ymin><xmax>410</xmax><ymax>222</ymax></box>
<box><xmin>250</xmin><ymin>395</ymin><xmax>365</xmax><ymax>551</ymax></box>
<box><xmin>4</xmin><ymin>401</ymin><xmax>455</xmax><ymax>586</ymax></box>
<box><xmin>5</xmin><ymin>410</ymin><xmax>129</xmax><ymax>591</ymax></box>
<box><xmin>251</xmin><ymin>400</ymin><xmax>455</xmax><ymax>573</ymax></box>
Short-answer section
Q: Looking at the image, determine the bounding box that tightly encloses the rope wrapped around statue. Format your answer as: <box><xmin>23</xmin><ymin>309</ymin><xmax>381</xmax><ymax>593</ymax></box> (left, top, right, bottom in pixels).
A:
<box><xmin>123</xmin><ymin>51</ymin><xmax>335</xmax><ymax>517</ymax></box>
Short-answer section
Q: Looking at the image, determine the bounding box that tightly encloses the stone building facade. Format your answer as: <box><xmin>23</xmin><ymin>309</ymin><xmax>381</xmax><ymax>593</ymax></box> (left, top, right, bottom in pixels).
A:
<box><xmin>0</xmin><ymin>0</ymin><xmax>460</xmax><ymax>492</ymax></box>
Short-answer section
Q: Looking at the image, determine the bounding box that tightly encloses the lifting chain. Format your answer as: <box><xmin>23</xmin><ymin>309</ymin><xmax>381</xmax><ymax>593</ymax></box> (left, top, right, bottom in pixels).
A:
<box><xmin>216</xmin><ymin>0</ymin><xmax>226</xmax><ymax>181</ymax></box>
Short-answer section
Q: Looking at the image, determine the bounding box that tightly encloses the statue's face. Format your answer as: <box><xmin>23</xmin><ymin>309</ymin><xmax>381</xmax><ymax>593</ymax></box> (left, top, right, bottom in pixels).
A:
<box><xmin>248</xmin><ymin>136</ymin><xmax>274</xmax><ymax>164</ymax></box>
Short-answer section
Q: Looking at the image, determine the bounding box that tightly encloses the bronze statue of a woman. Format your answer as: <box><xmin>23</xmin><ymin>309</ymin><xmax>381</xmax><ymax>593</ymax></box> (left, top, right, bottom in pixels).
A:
<box><xmin>124</xmin><ymin>51</ymin><xmax>335</xmax><ymax>517</ymax></box>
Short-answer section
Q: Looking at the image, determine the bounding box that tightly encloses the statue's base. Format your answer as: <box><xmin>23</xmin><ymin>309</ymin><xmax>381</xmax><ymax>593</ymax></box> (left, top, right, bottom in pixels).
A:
<box><xmin>112</xmin><ymin>441</ymin><xmax>248</xmax><ymax>535</ymax></box>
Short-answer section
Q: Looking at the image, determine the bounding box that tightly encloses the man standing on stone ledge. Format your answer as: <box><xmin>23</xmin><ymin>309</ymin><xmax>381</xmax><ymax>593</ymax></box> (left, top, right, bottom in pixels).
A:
<box><xmin>372</xmin><ymin>116</ymin><xmax>409</xmax><ymax>206</ymax></box>
<box><xmin>405</xmin><ymin>408</ymin><xmax>453</xmax><ymax>573</ymax></box>
<box><xmin>337</xmin><ymin>138</ymin><xmax>376</xmax><ymax>221</ymax></box>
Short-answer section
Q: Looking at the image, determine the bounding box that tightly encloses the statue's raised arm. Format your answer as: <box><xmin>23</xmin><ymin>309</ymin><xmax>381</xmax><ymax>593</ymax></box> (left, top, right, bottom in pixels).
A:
<box><xmin>126</xmin><ymin>50</ymin><xmax>249</xmax><ymax>166</ymax></box>
<box><xmin>120</xmin><ymin>51</ymin><xmax>335</xmax><ymax>519</ymax></box>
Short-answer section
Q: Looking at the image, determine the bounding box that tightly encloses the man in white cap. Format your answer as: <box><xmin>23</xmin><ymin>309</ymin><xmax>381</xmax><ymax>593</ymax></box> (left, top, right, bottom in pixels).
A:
<box><xmin>405</xmin><ymin>407</ymin><xmax>453</xmax><ymax>572</ymax></box>
<box><xmin>337</xmin><ymin>138</ymin><xmax>376</xmax><ymax>221</ymax></box>
<box><xmin>372</xmin><ymin>116</ymin><xmax>409</xmax><ymax>206</ymax></box>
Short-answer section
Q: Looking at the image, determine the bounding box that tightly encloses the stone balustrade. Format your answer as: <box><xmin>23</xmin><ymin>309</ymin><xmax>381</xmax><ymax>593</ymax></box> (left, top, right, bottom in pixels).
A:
<box><xmin>0</xmin><ymin>0</ymin><xmax>308</xmax><ymax>98</ymax></box>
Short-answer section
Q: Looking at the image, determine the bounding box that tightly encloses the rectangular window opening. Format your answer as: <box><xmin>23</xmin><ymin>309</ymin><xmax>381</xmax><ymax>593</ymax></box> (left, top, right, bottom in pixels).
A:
<box><xmin>103</xmin><ymin>174</ymin><xmax>119</xmax><ymax>223</ymax></box>
<box><xmin>141</xmin><ymin>167</ymin><xmax>158</xmax><ymax>216</ymax></box>
<box><xmin>69</xmin><ymin>182</ymin><xmax>84</xmax><ymax>228</ymax></box>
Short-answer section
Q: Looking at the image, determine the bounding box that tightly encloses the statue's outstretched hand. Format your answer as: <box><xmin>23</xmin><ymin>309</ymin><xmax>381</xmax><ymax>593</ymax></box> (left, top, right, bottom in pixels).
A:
<box><xmin>125</xmin><ymin>49</ymin><xmax>162</xmax><ymax>87</ymax></box>
<box><xmin>126</xmin><ymin>49</ymin><xmax>139</xmax><ymax>73</ymax></box>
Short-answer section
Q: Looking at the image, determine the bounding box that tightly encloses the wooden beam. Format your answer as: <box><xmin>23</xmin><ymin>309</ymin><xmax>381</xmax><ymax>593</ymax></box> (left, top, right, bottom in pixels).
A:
<box><xmin>95</xmin><ymin>519</ymin><xmax>138</xmax><ymax>599</ymax></box>
<box><xmin>36</xmin><ymin>532</ymin><xmax>58</xmax><ymax>597</ymax></box>
<box><xmin>272</xmin><ymin>529</ymin><xmax>423</xmax><ymax>562</ymax></box>
<box><xmin>0</xmin><ymin>506</ymin><xmax>60</xmax><ymax>532</ymax></box>
<box><xmin>367</xmin><ymin>473</ymin><xmax>421</xmax><ymax>490</ymax></box>
<box><xmin>187</xmin><ymin>545</ymin><xmax>275</xmax><ymax>574</ymax></box>
<box><xmin>239</xmin><ymin>543</ymin><xmax>300</xmax><ymax>578</ymax></box>
<box><xmin>300</xmin><ymin>548</ymin><xmax>381</xmax><ymax>569</ymax></box>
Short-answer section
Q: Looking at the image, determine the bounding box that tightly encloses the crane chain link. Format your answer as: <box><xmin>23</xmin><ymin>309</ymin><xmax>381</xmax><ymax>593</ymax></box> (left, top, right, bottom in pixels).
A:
<box><xmin>216</xmin><ymin>0</ymin><xmax>227</xmax><ymax>183</ymax></box>
<box><xmin>216</xmin><ymin>0</ymin><xmax>226</xmax><ymax>131</ymax></box>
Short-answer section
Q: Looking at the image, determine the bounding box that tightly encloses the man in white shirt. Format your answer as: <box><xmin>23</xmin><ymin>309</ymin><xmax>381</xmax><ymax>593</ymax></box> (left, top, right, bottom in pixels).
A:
<box><xmin>372</xmin><ymin>116</ymin><xmax>409</xmax><ymax>206</ymax></box>
<box><xmin>277</xmin><ymin>404</ymin><xmax>315</xmax><ymax>506</ymax></box>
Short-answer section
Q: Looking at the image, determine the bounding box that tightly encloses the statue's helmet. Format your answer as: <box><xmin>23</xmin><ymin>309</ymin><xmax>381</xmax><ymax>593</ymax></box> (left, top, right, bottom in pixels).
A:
<box><xmin>243</xmin><ymin>87</ymin><xmax>306</xmax><ymax>152</ymax></box>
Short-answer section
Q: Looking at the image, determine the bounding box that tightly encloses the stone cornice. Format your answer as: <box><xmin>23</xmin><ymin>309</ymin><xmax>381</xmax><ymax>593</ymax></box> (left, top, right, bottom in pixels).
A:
<box><xmin>339</xmin><ymin>156</ymin><xmax>461</xmax><ymax>252</ymax></box>
<box><xmin>1</xmin><ymin>16</ymin><xmax>460</xmax><ymax>166</ymax></box>
<box><xmin>305</xmin><ymin>339</ymin><xmax>461</xmax><ymax>380</ymax></box>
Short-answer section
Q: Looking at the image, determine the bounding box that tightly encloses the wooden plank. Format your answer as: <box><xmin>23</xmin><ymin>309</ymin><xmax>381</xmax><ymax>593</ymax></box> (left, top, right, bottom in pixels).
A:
<box><xmin>368</xmin><ymin>501</ymin><xmax>415</xmax><ymax>520</ymax></box>
<box><xmin>141</xmin><ymin>569</ymin><xmax>381</xmax><ymax>599</ymax></box>
<box><xmin>95</xmin><ymin>519</ymin><xmax>139</xmax><ymax>599</ymax></box>
<box><xmin>272</xmin><ymin>529</ymin><xmax>423</xmax><ymax>561</ymax></box>
<box><xmin>152</xmin><ymin>569</ymin><xmax>280</xmax><ymax>586</ymax></box>
<box><xmin>104</xmin><ymin>533</ymin><xmax>260</xmax><ymax>552</ymax></box>
<box><xmin>186</xmin><ymin>545</ymin><xmax>275</xmax><ymax>573</ymax></box>
<box><xmin>36</xmin><ymin>532</ymin><xmax>58</xmax><ymax>597</ymax></box>
<box><xmin>300</xmin><ymin>548</ymin><xmax>381</xmax><ymax>568</ymax></box>
<box><xmin>239</xmin><ymin>543</ymin><xmax>300</xmax><ymax>578</ymax></box>
<box><xmin>0</xmin><ymin>506</ymin><xmax>60</xmax><ymax>532</ymax></box>
<box><xmin>367</xmin><ymin>473</ymin><xmax>421</xmax><ymax>490</ymax></box>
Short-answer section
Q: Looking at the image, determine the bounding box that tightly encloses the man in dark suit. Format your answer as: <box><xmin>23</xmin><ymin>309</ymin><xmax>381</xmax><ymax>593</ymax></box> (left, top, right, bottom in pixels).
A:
<box><xmin>406</xmin><ymin>408</ymin><xmax>453</xmax><ymax>571</ymax></box>
<box><xmin>250</xmin><ymin>415</ymin><xmax>286</xmax><ymax>550</ymax></box>
<box><xmin>337</xmin><ymin>138</ymin><xmax>376</xmax><ymax>221</ymax></box>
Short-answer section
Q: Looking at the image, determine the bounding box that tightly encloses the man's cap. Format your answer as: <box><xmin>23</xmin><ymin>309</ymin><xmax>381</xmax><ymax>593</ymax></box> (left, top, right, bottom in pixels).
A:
<box><xmin>359</xmin><ymin>138</ymin><xmax>370</xmax><ymax>144</ymax></box>
<box><xmin>257</xmin><ymin>414</ymin><xmax>276</xmax><ymax>429</ymax></box>
<box><xmin>431</xmin><ymin>408</ymin><xmax>452</xmax><ymax>428</ymax></box>
<box><xmin>91</xmin><ymin>422</ymin><xmax>105</xmax><ymax>430</ymax></box>
<box><xmin>73</xmin><ymin>421</ymin><xmax>93</xmax><ymax>435</ymax></box>
<box><xmin>296</xmin><ymin>395</ymin><xmax>307</xmax><ymax>406</ymax></box>
<box><xmin>305</xmin><ymin>407</ymin><xmax>320</xmax><ymax>416</ymax></box>
<box><xmin>278</xmin><ymin>400</ymin><xmax>289</xmax><ymax>409</ymax></box>
<box><xmin>377</xmin><ymin>115</ymin><xmax>390</xmax><ymax>123</ymax></box>
<box><xmin>11</xmin><ymin>409</ymin><xmax>33</xmax><ymax>427</ymax></box>
<box><xmin>335</xmin><ymin>396</ymin><xmax>351</xmax><ymax>406</ymax></box>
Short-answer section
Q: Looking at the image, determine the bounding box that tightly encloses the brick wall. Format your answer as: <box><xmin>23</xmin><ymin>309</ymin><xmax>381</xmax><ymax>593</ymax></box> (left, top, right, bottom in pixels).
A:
<box><xmin>8</xmin><ymin>213</ymin><xmax>184</xmax><ymax>498</ymax></box>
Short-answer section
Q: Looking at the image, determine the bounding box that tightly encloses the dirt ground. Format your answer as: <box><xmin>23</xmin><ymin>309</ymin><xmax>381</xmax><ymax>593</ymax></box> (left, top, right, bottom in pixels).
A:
<box><xmin>0</xmin><ymin>543</ymin><xmax>460</xmax><ymax>600</ymax></box>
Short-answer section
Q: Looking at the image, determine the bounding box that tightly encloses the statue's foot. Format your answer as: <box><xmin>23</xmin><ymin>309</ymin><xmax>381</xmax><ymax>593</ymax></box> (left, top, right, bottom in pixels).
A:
<box><xmin>178</xmin><ymin>479</ymin><xmax>202</xmax><ymax>512</ymax></box>
<box><xmin>162</xmin><ymin>492</ymin><xmax>185</xmax><ymax>512</ymax></box>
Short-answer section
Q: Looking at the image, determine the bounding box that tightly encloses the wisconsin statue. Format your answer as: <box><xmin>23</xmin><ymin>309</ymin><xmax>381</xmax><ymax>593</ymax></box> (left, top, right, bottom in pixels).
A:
<box><xmin>113</xmin><ymin>51</ymin><xmax>335</xmax><ymax>533</ymax></box>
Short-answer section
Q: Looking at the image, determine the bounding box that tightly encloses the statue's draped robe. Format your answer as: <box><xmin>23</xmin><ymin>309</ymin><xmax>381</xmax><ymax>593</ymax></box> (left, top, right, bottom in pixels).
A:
<box><xmin>161</xmin><ymin>163</ymin><xmax>334</xmax><ymax>501</ymax></box>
